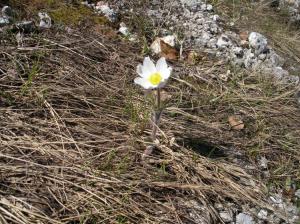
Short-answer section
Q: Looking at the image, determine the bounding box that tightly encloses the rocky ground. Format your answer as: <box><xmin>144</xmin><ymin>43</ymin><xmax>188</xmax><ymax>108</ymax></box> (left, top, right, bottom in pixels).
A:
<box><xmin>0</xmin><ymin>0</ymin><xmax>299</xmax><ymax>223</ymax></box>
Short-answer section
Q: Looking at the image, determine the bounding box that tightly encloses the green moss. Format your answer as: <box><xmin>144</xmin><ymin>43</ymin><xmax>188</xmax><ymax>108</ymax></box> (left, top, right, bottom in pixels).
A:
<box><xmin>11</xmin><ymin>0</ymin><xmax>107</xmax><ymax>26</ymax></box>
<box><xmin>50</xmin><ymin>5</ymin><xmax>107</xmax><ymax>26</ymax></box>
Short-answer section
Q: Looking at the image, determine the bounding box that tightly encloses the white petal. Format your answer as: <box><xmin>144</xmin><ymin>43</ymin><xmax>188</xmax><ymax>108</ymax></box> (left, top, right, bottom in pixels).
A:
<box><xmin>134</xmin><ymin>77</ymin><xmax>154</xmax><ymax>89</ymax></box>
<box><xmin>142</xmin><ymin>57</ymin><xmax>156</xmax><ymax>77</ymax></box>
<box><xmin>156</xmin><ymin>57</ymin><xmax>172</xmax><ymax>79</ymax></box>
<box><xmin>162</xmin><ymin>67</ymin><xmax>172</xmax><ymax>80</ymax></box>
<box><xmin>136</xmin><ymin>64</ymin><xmax>144</xmax><ymax>77</ymax></box>
<box><xmin>156</xmin><ymin>57</ymin><xmax>168</xmax><ymax>73</ymax></box>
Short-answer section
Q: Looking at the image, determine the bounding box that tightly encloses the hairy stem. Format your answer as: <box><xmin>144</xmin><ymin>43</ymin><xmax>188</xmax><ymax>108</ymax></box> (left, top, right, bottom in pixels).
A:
<box><xmin>151</xmin><ymin>88</ymin><xmax>161</xmax><ymax>141</ymax></box>
<box><xmin>143</xmin><ymin>88</ymin><xmax>162</xmax><ymax>158</ymax></box>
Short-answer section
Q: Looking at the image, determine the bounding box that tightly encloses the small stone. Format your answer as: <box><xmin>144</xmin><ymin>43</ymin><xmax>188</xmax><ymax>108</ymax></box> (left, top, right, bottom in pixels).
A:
<box><xmin>180</xmin><ymin>0</ymin><xmax>202</xmax><ymax>8</ymax></box>
<box><xmin>258</xmin><ymin>209</ymin><xmax>268</xmax><ymax>220</ymax></box>
<box><xmin>38</xmin><ymin>12</ymin><xmax>51</xmax><ymax>29</ymax></box>
<box><xmin>212</xmin><ymin>14</ymin><xmax>220</xmax><ymax>21</ymax></box>
<box><xmin>150</xmin><ymin>36</ymin><xmax>178</xmax><ymax>59</ymax></box>
<box><xmin>236</xmin><ymin>213</ymin><xmax>254</xmax><ymax>224</ymax></box>
<box><xmin>150</xmin><ymin>38</ymin><xmax>161</xmax><ymax>54</ymax></box>
<box><xmin>232</xmin><ymin>46</ymin><xmax>244</xmax><ymax>58</ymax></box>
<box><xmin>2</xmin><ymin>6</ymin><xmax>13</xmax><ymax>18</ymax></box>
<box><xmin>206</xmin><ymin>4</ymin><xmax>213</xmax><ymax>11</ymax></box>
<box><xmin>295</xmin><ymin>189</ymin><xmax>300</xmax><ymax>198</ymax></box>
<box><xmin>200</xmin><ymin>31</ymin><xmax>211</xmax><ymax>45</ymax></box>
<box><xmin>15</xmin><ymin>21</ymin><xmax>35</xmax><ymax>33</ymax></box>
<box><xmin>269</xmin><ymin>51</ymin><xmax>285</xmax><ymax>67</ymax></box>
<box><xmin>244</xmin><ymin>49</ymin><xmax>257</xmax><ymax>69</ymax></box>
<box><xmin>118</xmin><ymin>22</ymin><xmax>130</xmax><ymax>36</ymax></box>
<box><xmin>161</xmin><ymin>35</ymin><xmax>176</xmax><ymax>47</ymax></box>
<box><xmin>249</xmin><ymin>32</ymin><xmax>268</xmax><ymax>55</ymax></box>
<box><xmin>258</xmin><ymin>53</ymin><xmax>267</xmax><ymax>60</ymax></box>
<box><xmin>217</xmin><ymin>34</ymin><xmax>231</xmax><ymax>48</ymax></box>
<box><xmin>220</xmin><ymin>211</ymin><xmax>232</xmax><ymax>222</ymax></box>
<box><xmin>259</xmin><ymin>156</ymin><xmax>268</xmax><ymax>169</ymax></box>
<box><xmin>200</xmin><ymin>3</ymin><xmax>213</xmax><ymax>11</ymax></box>
<box><xmin>0</xmin><ymin>17</ymin><xmax>10</xmax><ymax>27</ymax></box>
<box><xmin>272</xmin><ymin>67</ymin><xmax>289</xmax><ymax>80</ymax></box>
<box><xmin>96</xmin><ymin>2</ymin><xmax>116</xmax><ymax>22</ymax></box>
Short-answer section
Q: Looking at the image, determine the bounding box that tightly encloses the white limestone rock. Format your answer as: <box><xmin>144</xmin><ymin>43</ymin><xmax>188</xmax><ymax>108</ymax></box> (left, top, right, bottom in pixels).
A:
<box><xmin>249</xmin><ymin>32</ymin><xmax>268</xmax><ymax>55</ymax></box>
<box><xmin>217</xmin><ymin>34</ymin><xmax>232</xmax><ymax>48</ymax></box>
<box><xmin>38</xmin><ymin>12</ymin><xmax>51</xmax><ymax>29</ymax></box>
<box><xmin>236</xmin><ymin>213</ymin><xmax>254</xmax><ymax>224</ymax></box>
<box><xmin>258</xmin><ymin>209</ymin><xmax>268</xmax><ymax>220</ymax></box>
<box><xmin>2</xmin><ymin>6</ymin><xmax>13</xmax><ymax>18</ymax></box>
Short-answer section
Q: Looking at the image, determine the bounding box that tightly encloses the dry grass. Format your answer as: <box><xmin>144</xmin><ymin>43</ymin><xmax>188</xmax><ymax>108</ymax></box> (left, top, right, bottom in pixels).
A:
<box><xmin>0</xmin><ymin>1</ymin><xmax>299</xmax><ymax>223</ymax></box>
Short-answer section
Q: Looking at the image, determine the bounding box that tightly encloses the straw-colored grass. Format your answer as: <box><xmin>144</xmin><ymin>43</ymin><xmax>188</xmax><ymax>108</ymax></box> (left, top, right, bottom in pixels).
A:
<box><xmin>0</xmin><ymin>1</ymin><xmax>299</xmax><ymax>223</ymax></box>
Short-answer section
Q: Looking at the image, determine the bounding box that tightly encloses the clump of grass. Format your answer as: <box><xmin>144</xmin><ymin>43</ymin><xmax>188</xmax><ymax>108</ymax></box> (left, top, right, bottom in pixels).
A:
<box><xmin>50</xmin><ymin>4</ymin><xmax>107</xmax><ymax>27</ymax></box>
<box><xmin>9</xmin><ymin>0</ymin><xmax>107</xmax><ymax>27</ymax></box>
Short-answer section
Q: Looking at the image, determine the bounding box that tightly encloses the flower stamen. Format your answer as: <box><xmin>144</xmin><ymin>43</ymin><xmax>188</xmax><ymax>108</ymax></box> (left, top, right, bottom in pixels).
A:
<box><xmin>148</xmin><ymin>72</ymin><xmax>162</xmax><ymax>85</ymax></box>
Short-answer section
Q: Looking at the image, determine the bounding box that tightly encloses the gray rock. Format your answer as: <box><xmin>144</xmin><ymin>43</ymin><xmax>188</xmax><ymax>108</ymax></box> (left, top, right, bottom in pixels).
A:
<box><xmin>201</xmin><ymin>31</ymin><xmax>211</xmax><ymax>44</ymax></box>
<box><xmin>0</xmin><ymin>17</ymin><xmax>9</xmax><ymax>27</ymax></box>
<box><xmin>180</xmin><ymin>0</ymin><xmax>202</xmax><ymax>7</ymax></box>
<box><xmin>260</xmin><ymin>66</ymin><xmax>290</xmax><ymax>82</ymax></box>
<box><xmin>200</xmin><ymin>3</ymin><xmax>213</xmax><ymax>11</ymax></box>
<box><xmin>258</xmin><ymin>53</ymin><xmax>267</xmax><ymax>60</ymax></box>
<box><xmin>236</xmin><ymin>213</ymin><xmax>254</xmax><ymax>224</ymax></box>
<box><xmin>38</xmin><ymin>12</ymin><xmax>51</xmax><ymax>29</ymax></box>
<box><xmin>249</xmin><ymin>32</ymin><xmax>268</xmax><ymax>55</ymax></box>
<box><xmin>244</xmin><ymin>49</ymin><xmax>258</xmax><ymax>69</ymax></box>
<box><xmin>95</xmin><ymin>3</ymin><xmax>117</xmax><ymax>22</ymax></box>
<box><xmin>206</xmin><ymin>4</ymin><xmax>213</xmax><ymax>11</ymax></box>
<box><xmin>217</xmin><ymin>34</ymin><xmax>231</xmax><ymax>48</ymax></box>
<box><xmin>220</xmin><ymin>211</ymin><xmax>232</xmax><ymax>222</ymax></box>
<box><xmin>272</xmin><ymin>67</ymin><xmax>290</xmax><ymax>80</ymax></box>
<box><xmin>259</xmin><ymin>156</ymin><xmax>268</xmax><ymax>169</ymax></box>
<box><xmin>212</xmin><ymin>14</ymin><xmax>220</xmax><ymax>21</ymax></box>
<box><xmin>231</xmin><ymin>46</ymin><xmax>244</xmax><ymax>58</ymax></box>
<box><xmin>15</xmin><ymin>21</ymin><xmax>35</xmax><ymax>33</ymax></box>
<box><xmin>268</xmin><ymin>51</ymin><xmax>285</xmax><ymax>67</ymax></box>
<box><xmin>2</xmin><ymin>6</ymin><xmax>13</xmax><ymax>18</ymax></box>
<box><xmin>258</xmin><ymin>209</ymin><xmax>268</xmax><ymax>220</ymax></box>
<box><xmin>99</xmin><ymin>0</ymin><xmax>297</xmax><ymax>83</ymax></box>
<box><xmin>295</xmin><ymin>189</ymin><xmax>300</xmax><ymax>198</ymax></box>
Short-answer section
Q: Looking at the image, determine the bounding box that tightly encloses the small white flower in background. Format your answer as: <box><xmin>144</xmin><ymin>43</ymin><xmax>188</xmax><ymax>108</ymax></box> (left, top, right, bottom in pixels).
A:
<box><xmin>134</xmin><ymin>57</ymin><xmax>172</xmax><ymax>89</ymax></box>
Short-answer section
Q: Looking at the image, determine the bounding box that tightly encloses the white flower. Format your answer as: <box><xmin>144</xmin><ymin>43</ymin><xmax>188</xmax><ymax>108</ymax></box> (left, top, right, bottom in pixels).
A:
<box><xmin>134</xmin><ymin>57</ymin><xmax>172</xmax><ymax>89</ymax></box>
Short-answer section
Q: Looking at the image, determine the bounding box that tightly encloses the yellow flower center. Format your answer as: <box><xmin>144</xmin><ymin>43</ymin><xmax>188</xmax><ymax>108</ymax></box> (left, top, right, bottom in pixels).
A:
<box><xmin>148</xmin><ymin>72</ymin><xmax>162</xmax><ymax>85</ymax></box>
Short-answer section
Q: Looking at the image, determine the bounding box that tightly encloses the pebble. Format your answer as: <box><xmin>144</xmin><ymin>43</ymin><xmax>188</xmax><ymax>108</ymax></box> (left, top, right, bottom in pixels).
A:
<box><xmin>95</xmin><ymin>2</ymin><xmax>117</xmax><ymax>22</ymax></box>
<box><xmin>217</xmin><ymin>34</ymin><xmax>231</xmax><ymax>48</ymax></box>
<box><xmin>0</xmin><ymin>17</ymin><xmax>10</xmax><ymax>27</ymax></box>
<box><xmin>249</xmin><ymin>32</ymin><xmax>268</xmax><ymax>55</ymax></box>
<box><xmin>258</xmin><ymin>209</ymin><xmax>268</xmax><ymax>220</ymax></box>
<box><xmin>15</xmin><ymin>21</ymin><xmax>35</xmax><ymax>33</ymax></box>
<box><xmin>38</xmin><ymin>12</ymin><xmax>52</xmax><ymax>29</ymax></box>
<box><xmin>220</xmin><ymin>211</ymin><xmax>232</xmax><ymax>222</ymax></box>
<box><xmin>295</xmin><ymin>189</ymin><xmax>300</xmax><ymax>198</ymax></box>
<box><xmin>236</xmin><ymin>213</ymin><xmax>254</xmax><ymax>224</ymax></box>
<box><xmin>2</xmin><ymin>6</ymin><xmax>13</xmax><ymax>18</ymax></box>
